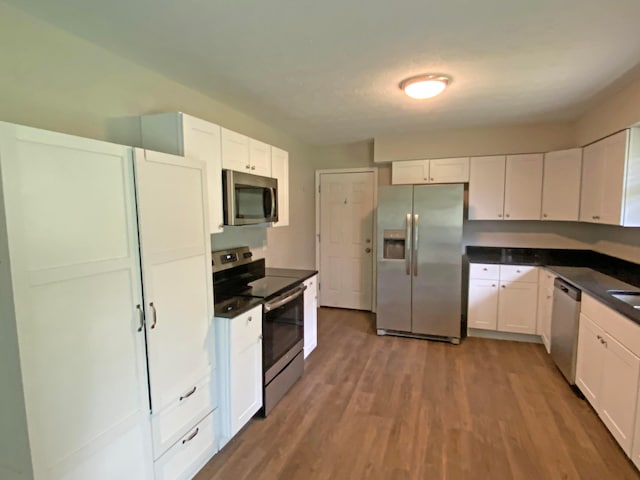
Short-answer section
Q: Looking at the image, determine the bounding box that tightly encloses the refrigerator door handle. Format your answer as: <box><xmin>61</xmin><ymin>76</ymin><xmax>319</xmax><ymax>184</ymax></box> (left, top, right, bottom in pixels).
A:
<box><xmin>413</xmin><ymin>213</ymin><xmax>419</xmax><ymax>276</ymax></box>
<box><xmin>405</xmin><ymin>213</ymin><xmax>412</xmax><ymax>275</ymax></box>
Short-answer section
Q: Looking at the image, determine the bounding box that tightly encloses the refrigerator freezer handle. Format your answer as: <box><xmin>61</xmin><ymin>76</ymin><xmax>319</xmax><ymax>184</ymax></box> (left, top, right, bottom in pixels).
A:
<box><xmin>413</xmin><ymin>214</ymin><xmax>419</xmax><ymax>276</ymax></box>
<box><xmin>405</xmin><ymin>213</ymin><xmax>412</xmax><ymax>276</ymax></box>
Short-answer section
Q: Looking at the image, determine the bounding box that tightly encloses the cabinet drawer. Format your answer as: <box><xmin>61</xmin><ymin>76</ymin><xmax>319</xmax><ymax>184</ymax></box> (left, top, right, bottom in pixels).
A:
<box><xmin>499</xmin><ymin>265</ymin><xmax>538</xmax><ymax>283</ymax></box>
<box><xmin>154</xmin><ymin>409</ymin><xmax>218</xmax><ymax>480</ymax></box>
<box><xmin>152</xmin><ymin>374</ymin><xmax>216</xmax><ymax>459</ymax></box>
<box><xmin>469</xmin><ymin>263</ymin><xmax>499</xmax><ymax>280</ymax></box>
<box><xmin>582</xmin><ymin>293</ymin><xmax>640</xmax><ymax>357</ymax></box>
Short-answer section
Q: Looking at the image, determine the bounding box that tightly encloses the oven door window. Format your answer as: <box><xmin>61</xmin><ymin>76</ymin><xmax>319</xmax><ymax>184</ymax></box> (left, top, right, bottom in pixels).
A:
<box><xmin>263</xmin><ymin>293</ymin><xmax>304</xmax><ymax>372</ymax></box>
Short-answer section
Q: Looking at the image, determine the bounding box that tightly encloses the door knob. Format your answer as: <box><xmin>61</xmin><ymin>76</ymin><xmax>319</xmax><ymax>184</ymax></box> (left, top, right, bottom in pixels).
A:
<box><xmin>365</xmin><ymin>247</ymin><xmax>371</xmax><ymax>253</ymax></box>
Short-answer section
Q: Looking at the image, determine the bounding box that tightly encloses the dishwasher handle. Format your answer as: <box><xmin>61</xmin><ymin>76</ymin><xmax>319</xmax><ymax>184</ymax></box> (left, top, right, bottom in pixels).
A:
<box><xmin>554</xmin><ymin>278</ymin><xmax>581</xmax><ymax>302</ymax></box>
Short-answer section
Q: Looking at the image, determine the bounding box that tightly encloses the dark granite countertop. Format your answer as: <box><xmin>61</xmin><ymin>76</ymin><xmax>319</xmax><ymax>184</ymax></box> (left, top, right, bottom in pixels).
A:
<box><xmin>214</xmin><ymin>295</ymin><xmax>263</xmax><ymax>319</ymax></box>
<box><xmin>266</xmin><ymin>268</ymin><xmax>318</xmax><ymax>282</ymax></box>
<box><xmin>465</xmin><ymin>246</ymin><xmax>640</xmax><ymax>325</ymax></box>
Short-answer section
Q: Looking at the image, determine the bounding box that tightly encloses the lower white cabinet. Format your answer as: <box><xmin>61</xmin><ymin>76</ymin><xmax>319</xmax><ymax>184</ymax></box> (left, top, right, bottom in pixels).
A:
<box><xmin>154</xmin><ymin>410</ymin><xmax>219</xmax><ymax>480</ymax></box>
<box><xmin>304</xmin><ymin>274</ymin><xmax>319</xmax><ymax>358</ymax></box>
<box><xmin>576</xmin><ymin>294</ymin><xmax>640</xmax><ymax>456</ymax></box>
<box><xmin>536</xmin><ymin>269</ymin><xmax>556</xmax><ymax>353</ymax></box>
<box><xmin>216</xmin><ymin>305</ymin><xmax>263</xmax><ymax>447</ymax></box>
<box><xmin>468</xmin><ymin>264</ymin><xmax>539</xmax><ymax>335</ymax></box>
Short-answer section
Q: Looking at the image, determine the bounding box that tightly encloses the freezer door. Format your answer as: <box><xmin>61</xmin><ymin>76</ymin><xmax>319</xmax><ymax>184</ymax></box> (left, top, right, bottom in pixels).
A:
<box><xmin>376</xmin><ymin>185</ymin><xmax>412</xmax><ymax>332</ymax></box>
<box><xmin>411</xmin><ymin>184</ymin><xmax>463</xmax><ymax>337</ymax></box>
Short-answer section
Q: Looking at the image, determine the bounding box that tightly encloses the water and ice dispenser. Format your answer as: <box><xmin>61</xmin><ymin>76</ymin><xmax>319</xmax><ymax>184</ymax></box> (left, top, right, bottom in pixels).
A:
<box><xmin>382</xmin><ymin>229</ymin><xmax>406</xmax><ymax>259</ymax></box>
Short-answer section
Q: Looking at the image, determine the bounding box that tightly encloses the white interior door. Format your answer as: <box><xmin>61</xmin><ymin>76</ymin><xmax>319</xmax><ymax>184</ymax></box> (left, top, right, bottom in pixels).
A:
<box><xmin>134</xmin><ymin>149</ymin><xmax>214</xmax><ymax>415</ymax></box>
<box><xmin>319</xmin><ymin>171</ymin><xmax>375</xmax><ymax>310</ymax></box>
<box><xmin>1</xmin><ymin>125</ymin><xmax>153</xmax><ymax>480</ymax></box>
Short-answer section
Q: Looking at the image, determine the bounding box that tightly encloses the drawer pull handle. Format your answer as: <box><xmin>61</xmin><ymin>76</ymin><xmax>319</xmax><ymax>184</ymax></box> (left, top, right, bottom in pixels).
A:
<box><xmin>182</xmin><ymin>427</ymin><xmax>199</xmax><ymax>444</ymax></box>
<box><xmin>179</xmin><ymin>386</ymin><xmax>197</xmax><ymax>401</ymax></box>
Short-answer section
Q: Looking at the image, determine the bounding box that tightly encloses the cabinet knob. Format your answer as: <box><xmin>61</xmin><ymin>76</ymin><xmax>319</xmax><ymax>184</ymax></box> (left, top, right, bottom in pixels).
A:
<box><xmin>505</xmin><ymin>214</ymin><xmax>510</xmax><ymax>218</ymax></box>
<box><xmin>365</xmin><ymin>247</ymin><xmax>371</xmax><ymax>253</ymax></box>
<box><xmin>497</xmin><ymin>214</ymin><xmax>503</xmax><ymax>218</ymax></box>
<box><xmin>251</xmin><ymin>166</ymin><xmax>256</xmax><ymax>170</ymax></box>
<box><xmin>543</xmin><ymin>213</ymin><xmax>548</xmax><ymax>218</ymax></box>
<box><xmin>218</xmin><ymin>224</ymin><xmax>224</xmax><ymax>229</ymax></box>
<box><xmin>259</xmin><ymin>334</ymin><xmax>263</xmax><ymax>340</ymax></box>
<box><xmin>482</xmin><ymin>267</ymin><xmax>488</xmax><ymax>271</ymax></box>
<box><xmin>430</xmin><ymin>177</ymin><xmax>434</xmax><ymax>181</ymax></box>
<box><xmin>492</xmin><ymin>284</ymin><xmax>496</xmax><ymax>287</ymax></box>
<box><xmin>248</xmin><ymin>316</ymin><xmax>252</xmax><ymax>322</ymax></box>
<box><xmin>516</xmin><ymin>269</ymin><xmax>521</xmax><ymax>273</ymax></box>
<box><xmin>501</xmin><ymin>285</ymin><xmax>506</xmax><ymax>289</ymax></box>
<box><xmin>246</xmin><ymin>164</ymin><xmax>250</xmax><ymax>169</ymax></box>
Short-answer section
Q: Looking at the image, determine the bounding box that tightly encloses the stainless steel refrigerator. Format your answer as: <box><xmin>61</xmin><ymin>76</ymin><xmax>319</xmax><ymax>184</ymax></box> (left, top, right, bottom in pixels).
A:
<box><xmin>376</xmin><ymin>184</ymin><xmax>463</xmax><ymax>343</ymax></box>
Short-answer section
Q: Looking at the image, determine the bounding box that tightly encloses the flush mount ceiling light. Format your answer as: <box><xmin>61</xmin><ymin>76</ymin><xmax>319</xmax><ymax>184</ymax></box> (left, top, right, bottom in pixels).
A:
<box><xmin>399</xmin><ymin>74</ymin><xmax>450</xmax><ymax>99</ymax></box>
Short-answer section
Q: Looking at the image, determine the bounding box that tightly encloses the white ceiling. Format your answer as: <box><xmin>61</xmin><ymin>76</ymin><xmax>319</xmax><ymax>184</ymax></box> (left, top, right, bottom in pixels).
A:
<box><xmin>7</xmin><ymin>0</ymin><xmax>640</xmax><ymax>144</ymax></box>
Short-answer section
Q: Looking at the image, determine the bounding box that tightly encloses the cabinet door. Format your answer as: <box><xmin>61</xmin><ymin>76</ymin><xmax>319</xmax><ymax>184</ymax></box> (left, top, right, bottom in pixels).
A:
<box><xmin>576</xmin><ymin>313</ymin><xmax>605</xmax><ymax>408</ymax></box>
<box><xmin>496</xmin><ymin>281</ymin><xmax>538</xmax><ymax>334</ymax></box>
<box><xmin>0</xmin><ymin>125</ymin><xmax>153</xmax><ymax>479</ymax></box>
<box><xmin>391</xmin><ymin>159</ymin><xmax>429</xmax><ymax>184</ymax></box>
<box><xmin>429</xmin><ymin>157</ymin><xmax>469</xmax><ymax>183</ymax></box>
<box><xmin>541</xmin><ymin>148</ymin><xmax>582</xmax><ymax>221</ymax></box>
<box><xmin>182</xmin><ymin>115</ymin><xmax>224</xmax><ymax>234</ymax></box>
<box><xmin>248</xmin><ymin>138</ymin><xmax>272</xmax><ymax>177</ymax></box>
<box><xmin>468</xmin><ymin>156</ymin><xmax>506</xmax><ymax>220</ymax></box>
<box><xmin>536</xmin><ymin>270</ymin><xmax>555</xmax><ymax>353</ymax></box>
<box><xmin>467</xmin><ymin>279</ymin><xmax>499</xmax><ymax>330</ymax></box>
<box><xmin>221</xmin><ymin>128</ymin><xmax>250</xmax><ymax>172</ymax></box>
<box><xmin>599</xmin><ymin>130</ymin><xmax>628</xmax><ymax>225</ymax></box>
<box><xmin>580</xmin><ymin>141</ymin><xmax>604</xmax><ymax>223</ymax></box>
<box><xmin>304</xmin><ymin>275</ymin><xmax>319</xmax><ymax>358</ymax></box>
<box><xmin>271</xmin><ymin>146</ymin><xmax>289</xmax><ymax>227</ymax></box>
<box><xmin>599</xmin><ymin>332</ymin><xmax>640</xmax><ymax>455</ymax></box>
<box><xmin>134</xmin><ymin>150</ymin><xmax>214</xmax><ymax>420</ymax></box>
<box><xmin>230</xmin><ymin>309</ymin><xmax>263</xmax><ymax>436</ymax></box>
<box><xmin>504</xmin><ymin>154</ymin><xmax>543</xmax><ymax>220</ymax></box>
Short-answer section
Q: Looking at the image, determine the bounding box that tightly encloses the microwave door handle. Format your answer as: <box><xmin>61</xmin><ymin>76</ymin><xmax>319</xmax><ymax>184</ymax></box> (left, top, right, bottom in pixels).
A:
<box><xmin>270</xmin><ymin>187</ymin><xmax>277</xmax><ymax>219</ymax></box>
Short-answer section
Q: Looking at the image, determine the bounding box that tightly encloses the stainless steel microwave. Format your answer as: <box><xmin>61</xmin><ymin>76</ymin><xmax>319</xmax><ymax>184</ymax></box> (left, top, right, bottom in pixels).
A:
<box><xmin>222</xmin><ymin>170</ymin><xmax>278</xmax><ymax>226</ymax></box>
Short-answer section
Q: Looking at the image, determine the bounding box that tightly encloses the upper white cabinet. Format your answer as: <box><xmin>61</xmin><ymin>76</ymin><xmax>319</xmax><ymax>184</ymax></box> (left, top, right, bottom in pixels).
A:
<box><xmin>541</xmin><ymin>148</ymin><xmax>582</xmax><ymax>221</ymax></box>
<box><xmin>391</xmin><ymin>157</ymin><xmax>469</xmax><ymax>185</ymax></box>
<box><xmin>468</xmin><ymin>156</ymin><xmax>506</xmax><ymax>220</ymax></box>
<box><xmin>576</xmin><ymin>293</ymin><xmax>640</xmax><ymax>456</ymax></box>
<box><xmin>469</xmin><ymin>154</ymin><xmax>543</xmax><ymax>220</ymax></box>
<box><xmin>248</xmin><ymin>138</ymin><xmax>272</xmax><ymax>177</ymax></box>
<box><xmin>504</xmin><ymin>154</ymin><xmax>544</xmax><ymax>220</ymax></box>
<box><xmin>221</xmin><ymin>128</ymin><xmax>271</xmax><ymax>177</ymax></box>
<box><xmin>141</xmin><ymin>112</ymin><xmax>224</xmax><ymax>234</ymax></box>
<box><xmin>0</xmin><ymin>123</ymin><xmax>154</xmax><ymax>479</ymax></box>
<box><xmin>580</xmin><ymin>129</ymin><xmax>640</xmax><ymax>226</ymax></box>
<box><xmin>304</xmin><ymin>274</ymin><xmax>319</xmax><ymax>358</ymax></box>
<box><xmin>271</xmin><ymin>146</ymin><xmax>290</xmax><ymax>227</ymax></box>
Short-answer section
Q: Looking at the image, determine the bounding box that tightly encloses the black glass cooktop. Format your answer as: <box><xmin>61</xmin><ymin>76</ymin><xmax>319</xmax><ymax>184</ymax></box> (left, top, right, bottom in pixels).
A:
<box><xmin>241</xmin><ymin>275</ymin><xmax>301</xmax><ymax>299</ymax></box>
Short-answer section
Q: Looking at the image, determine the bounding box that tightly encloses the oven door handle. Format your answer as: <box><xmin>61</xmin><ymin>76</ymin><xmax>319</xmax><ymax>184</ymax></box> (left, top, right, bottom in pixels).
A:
<box><xmin>263</xmin><ymin>284</ymin><xmax>307</xmax><ymax>312</ymax></box>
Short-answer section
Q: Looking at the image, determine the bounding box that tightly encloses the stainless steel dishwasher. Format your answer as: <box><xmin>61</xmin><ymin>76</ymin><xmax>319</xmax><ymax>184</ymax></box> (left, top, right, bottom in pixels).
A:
<box><xmin>550</xmin><ymin>278</ymin><xmax>582</xmax><ymax>385</ymax></box>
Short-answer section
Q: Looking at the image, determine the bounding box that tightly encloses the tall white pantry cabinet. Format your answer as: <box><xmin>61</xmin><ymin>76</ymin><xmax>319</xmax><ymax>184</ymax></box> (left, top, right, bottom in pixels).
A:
<box><xmin>0</xmin><ymin>123</ymin><xmax>216</xmax><ymax>480</ymax></box>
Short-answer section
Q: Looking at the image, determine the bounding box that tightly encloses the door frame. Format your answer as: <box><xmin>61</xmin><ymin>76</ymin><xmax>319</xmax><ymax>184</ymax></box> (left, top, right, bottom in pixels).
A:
<box><xmin>315</xmin><ymin>168</ymin><xmax>378</xmax><ymax>312</ymax></box>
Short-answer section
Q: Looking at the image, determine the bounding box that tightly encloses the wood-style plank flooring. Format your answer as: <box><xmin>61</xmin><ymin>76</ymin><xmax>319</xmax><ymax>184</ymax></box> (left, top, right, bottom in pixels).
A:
<box><xmin>196</xmin><ymin>308</ymin><xmax>640</xmax><ymax>480</ymax></box>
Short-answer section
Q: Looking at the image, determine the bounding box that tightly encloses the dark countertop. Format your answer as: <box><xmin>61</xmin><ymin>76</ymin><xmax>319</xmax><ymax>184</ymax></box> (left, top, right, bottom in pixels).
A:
<box><xmin>465</xmin><ymin>246</ymin><xmax>640</xmax><ymax>325</ymax></box>
<box><xmin>214</xmin><ymin>295</ymin><xmax>263</xmax><ymax>319</ymax></box>
<box><xmin>266</xmin><ymin>268</ymin><xmax>318</xmax><ymax>282</ymax></box>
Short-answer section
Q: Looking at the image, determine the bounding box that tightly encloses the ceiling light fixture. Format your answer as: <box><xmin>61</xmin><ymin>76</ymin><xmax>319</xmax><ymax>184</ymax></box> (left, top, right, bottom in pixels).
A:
<box><xmin>399</xmin><ymin>74</ymin><xmax>450</xmax><ymax>99</ymax></box>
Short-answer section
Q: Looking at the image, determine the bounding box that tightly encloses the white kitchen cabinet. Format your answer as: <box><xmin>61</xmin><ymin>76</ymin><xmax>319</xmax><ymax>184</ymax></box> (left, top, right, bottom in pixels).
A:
<box><xmin>576</xmin><ymin>293</ymin><xmax>640</xmax><ymax>456</ymax></box>
<box><xmin>391</xmin><ymin>157</ymin><xmax>469</xmax><ymax>185</ymax></box>
<box><xmin>541</xmin><ymin>148</ymin><xmax>582</xmax><ymax>221</ymax></box>
<box><xmin>0</xmin><ymin>123</ymin><xmax>154</xmax><ymax>479</ymax></box>
<box><xmin>468</xmin><ymin>263</ymin><xmax>538</xmax><ymax>335</ymax></box>
<box><xmin>303</xmin><ymin>274</ymin><xmax>319</xmax><ymax>358</ymax></box>
<box><xmin>391</xmin><ymin>159</ymin><xmax>429</xmax><ymax>184</ymax></box>
<box><xmin>271</xmin><ymin>146</ymin><xmax>290</xmax><ymax>227</ymax></box>
<box><xmin>429</xmin><ymin>157</ymin><xmax>469</xmax><ymax>183</ymax></box>
<box><xmin>140</xmin><ymin>112</ymin><xmax>225</xmax><ymax>233</ymax></box>
<box><xmin>579</xmin><ymin>129</ymin><xmax>640</xmax><ymax>226</ymax></box>
<box><xmin>467</xmin><ymin>279</ymin><xmax>499</xmax><ymax>330</ymax></box>
<box><xmin>504</xmin><ymin>154</ymin><xmax>544</xmax><ymax>220</ymax></box>
<box><xmin>536</xmin><ymin>269</ymin><xmax>556</xmax><ymax>353</ymax></box>
<box><xmin>216</xmin><ymin>305</ymin><xmax>263</xmax><ymax>447</ymax></box>
<box><xmin>468</xmin><ymin>156</ymin><xmax>506</xmax><ymax>220</ymax></box>
<box><xmin>134</xmin><ymin>149</ymin><xmax>216</xmax><ymax>460</ymax></box>
<box><xmin>249</xmin><ymin>138</ymin><xmax>272</xmax><ymax>177</ymax></box>
<box><xmin>221</xmin><ymin>127</ymin><xmax>250</xmax><ymax>173</ymax></box>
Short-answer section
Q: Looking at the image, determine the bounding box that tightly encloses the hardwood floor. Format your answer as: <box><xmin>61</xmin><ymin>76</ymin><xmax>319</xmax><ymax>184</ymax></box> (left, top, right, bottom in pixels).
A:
<box><xmin>196</xmin><ymin>308</ymin><xmax>640</xmax><ymax>480</ymax></box>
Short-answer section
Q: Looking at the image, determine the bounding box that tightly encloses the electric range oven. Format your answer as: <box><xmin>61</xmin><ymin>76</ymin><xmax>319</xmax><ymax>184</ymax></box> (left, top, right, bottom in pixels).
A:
<box><xmin>212</xmin><ymin>246</ymin><xmax>305</xmax><ymax>416</ymax></box>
